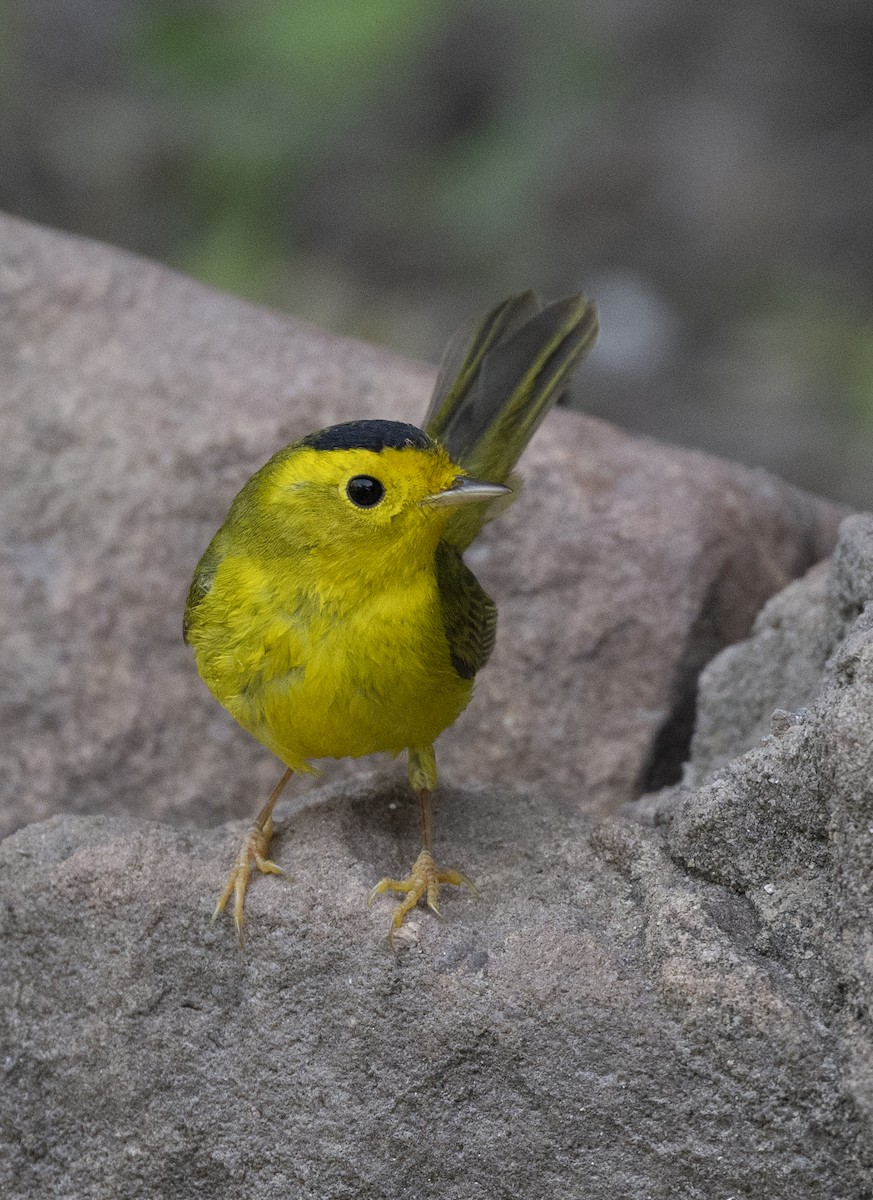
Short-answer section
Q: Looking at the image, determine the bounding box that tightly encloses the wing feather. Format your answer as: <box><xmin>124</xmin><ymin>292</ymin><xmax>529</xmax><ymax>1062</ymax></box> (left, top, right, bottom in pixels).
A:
<box><xmin>434</xmin><ymin>541</ymin><xmax>497</xmax><ymax>679</ymax></box>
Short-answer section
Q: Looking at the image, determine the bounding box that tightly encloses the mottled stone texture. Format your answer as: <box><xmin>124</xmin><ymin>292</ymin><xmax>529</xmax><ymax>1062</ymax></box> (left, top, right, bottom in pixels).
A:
<box><xmin>1</xmin><ymin>216</ymin><xmax>869</xmax><ymax>1198</ymax></box>
<box><xmin>2</xmin><ymin>518</ymin><xmax>873</xmax><ymax>1197</ymax></box>
<box><xmin>0</xmin><ymin>213</ymin><xmax>843</xmax><ymax>839</ymax></box>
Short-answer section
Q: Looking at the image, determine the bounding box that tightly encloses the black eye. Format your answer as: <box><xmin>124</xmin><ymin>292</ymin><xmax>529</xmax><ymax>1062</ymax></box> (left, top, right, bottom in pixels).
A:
<box><xmin>346</xmin><ymin>475</ymin><xmax>385</xmax><ymax>508</ymax></box>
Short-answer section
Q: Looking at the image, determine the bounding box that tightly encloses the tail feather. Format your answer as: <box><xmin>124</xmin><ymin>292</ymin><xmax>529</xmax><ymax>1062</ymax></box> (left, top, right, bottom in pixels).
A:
<box><xmin>424</xmin><ymin>291</ymin><xmax>542</xmax><ymax>439</ymax></box>
<box><xmin>424</xmin><ymin>292</ymin><xmax>598</xmax><ymax>548</ymax></box>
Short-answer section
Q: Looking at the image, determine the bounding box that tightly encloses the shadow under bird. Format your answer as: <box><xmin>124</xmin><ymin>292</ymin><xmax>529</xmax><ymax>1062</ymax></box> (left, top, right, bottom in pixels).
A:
<box><xmin>184</xmin><ymin>291</ymin><xmax>598</xmax><ymax>944</ymax></box>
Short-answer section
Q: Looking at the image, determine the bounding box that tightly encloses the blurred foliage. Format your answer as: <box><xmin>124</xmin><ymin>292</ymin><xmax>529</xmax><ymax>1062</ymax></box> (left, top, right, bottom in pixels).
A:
<box><xmin>2</xmin><ymin>0</ymin><xmax>872</xmax><ymax>504</ymax></box>
<box><xmin>130</xmin><ymin>0</ymin><xmax>445</xmax><ymax>298</ymax></box>
<box><xmin>124</xmin><ymin>0</ymin><xmax>609</xmax><ymax>333</ymax></box>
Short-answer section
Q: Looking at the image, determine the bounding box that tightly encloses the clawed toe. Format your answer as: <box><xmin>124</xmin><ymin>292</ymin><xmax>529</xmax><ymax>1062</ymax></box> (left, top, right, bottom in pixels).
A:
<box><xmin>369</xmin><ymin>848</ymin><xmax>477</xmax><ymax>946</ymax></box>
<box><xmin>211</xmin><ymin>822</ymin><xmax>285</xmax><ymax>946</ymax></box>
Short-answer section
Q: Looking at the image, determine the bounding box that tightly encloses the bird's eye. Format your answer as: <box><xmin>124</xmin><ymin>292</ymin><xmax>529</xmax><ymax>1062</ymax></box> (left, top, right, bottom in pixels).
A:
<box><xmin>346</xmin><ymin>475</ymin><xmax>385</xmax><ymax>508</ymax></box>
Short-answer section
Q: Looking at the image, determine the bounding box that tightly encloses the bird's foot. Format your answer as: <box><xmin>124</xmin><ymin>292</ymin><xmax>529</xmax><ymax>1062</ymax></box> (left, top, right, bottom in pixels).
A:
<box><xmin>211</xmin><ymin>819</ymin><xmax>283</xmax><ymax>946</ymax></box>
<box><xmin>368</xmin><ymin>848</ymin><xmax>477</xmax><ymax>946</ymax></box>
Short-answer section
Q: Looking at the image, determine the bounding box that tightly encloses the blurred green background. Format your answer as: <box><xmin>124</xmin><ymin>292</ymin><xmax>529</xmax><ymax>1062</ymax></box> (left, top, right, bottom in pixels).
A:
<box><xmin>2</xmin><ymin>0</ymin><xmax>872</xmax><ymax>505</ymax></box>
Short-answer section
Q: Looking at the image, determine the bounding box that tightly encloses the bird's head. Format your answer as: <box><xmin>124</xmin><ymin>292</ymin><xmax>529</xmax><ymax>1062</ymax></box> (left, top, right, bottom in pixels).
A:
<box><xmin>235</xmin><ymin>420</ymin><xmax>509</xmax><ymax>588</ymax></box>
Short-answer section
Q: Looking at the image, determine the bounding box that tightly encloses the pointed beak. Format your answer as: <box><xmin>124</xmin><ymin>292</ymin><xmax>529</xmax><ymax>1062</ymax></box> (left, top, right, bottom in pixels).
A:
<box><xmin>421</xmin><ymin>475</ymin><xmax>512</xmax><ymax>509</ymax></box>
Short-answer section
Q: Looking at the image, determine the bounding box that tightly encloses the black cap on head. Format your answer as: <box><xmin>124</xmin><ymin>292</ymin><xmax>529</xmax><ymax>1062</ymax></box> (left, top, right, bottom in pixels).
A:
<box><xmin>301</xmin><ymin>419</ymin><xmax>433</xmax><ymax>453</ymax></box>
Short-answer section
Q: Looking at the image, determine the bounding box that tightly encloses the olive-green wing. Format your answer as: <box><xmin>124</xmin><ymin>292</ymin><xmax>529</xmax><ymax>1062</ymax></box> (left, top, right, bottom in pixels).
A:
<box><xmin>183</xmin><ymin>542</ymin><xmax>220</xmax><ymax>644</ymax></box>
<box><xmin>434</xmin><ymin>541</ymin><xmax>497</xmax><ymax>680</ymax></box>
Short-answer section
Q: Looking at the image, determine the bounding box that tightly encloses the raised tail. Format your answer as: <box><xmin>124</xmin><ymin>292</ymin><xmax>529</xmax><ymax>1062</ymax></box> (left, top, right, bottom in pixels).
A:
<box><xmin>423</xmin><ymin>291</ymin><xmax>598</xmax><ymax>548</ymax></box>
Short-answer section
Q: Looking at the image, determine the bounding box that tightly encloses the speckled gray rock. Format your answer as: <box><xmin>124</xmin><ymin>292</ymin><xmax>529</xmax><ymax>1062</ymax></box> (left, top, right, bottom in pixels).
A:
<box><xmin>646</xmin><ymin>514</ymin><xmax>873</xmax><ymax>1177</ymax></box>
<box><xmin>0</xmin><ymin>787</ymin><xmax>866</xmax><ymax>1199</ymax></box>
<box><xmin>3</xmin><ymin>519</ymin><xmax>873</xmax><ymax>1198</ymax></box>
<box><xmin>0</xmin><ymin>213</ymin><xmax>845</xmax><ymax>840</ymax></box>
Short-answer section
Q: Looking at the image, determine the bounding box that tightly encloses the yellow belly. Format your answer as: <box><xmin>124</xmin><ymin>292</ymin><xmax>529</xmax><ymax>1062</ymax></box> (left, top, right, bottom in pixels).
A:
<box><xmin>190</xmin><ymin>557</ymin><xmax>473</xmax><ymax>769</ymax></box>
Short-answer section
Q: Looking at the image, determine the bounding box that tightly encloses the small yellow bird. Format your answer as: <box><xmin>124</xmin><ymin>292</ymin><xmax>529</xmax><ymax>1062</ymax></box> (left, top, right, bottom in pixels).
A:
<box><xmin>185</xmin><ymin>292</ymin><xmax>598</xmax><ymax>943</ymax></box>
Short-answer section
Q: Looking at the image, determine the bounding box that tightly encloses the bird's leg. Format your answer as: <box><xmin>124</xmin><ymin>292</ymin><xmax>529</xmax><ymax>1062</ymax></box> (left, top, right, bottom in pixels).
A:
<box><xmin>368</xmin><ymin>746</ymin><xmax>476</xmax><ymax>945</ymax></box>
<box><xmin>211</xmin><ymin>766</ymin><xmax>293</xmax><ymax>945</ymax></box>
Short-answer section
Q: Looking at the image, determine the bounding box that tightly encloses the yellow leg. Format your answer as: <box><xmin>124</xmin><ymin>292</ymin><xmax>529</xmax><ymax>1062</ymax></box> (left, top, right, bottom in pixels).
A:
<box><xmin>368</xmin><ymin>747</ymin><xmax>477</xmax><ymax>946</ymax></box>
<box><xmin>211</xmin><ymin>767</ymin><xmax>293</xmax><ymax>945</ymax></box>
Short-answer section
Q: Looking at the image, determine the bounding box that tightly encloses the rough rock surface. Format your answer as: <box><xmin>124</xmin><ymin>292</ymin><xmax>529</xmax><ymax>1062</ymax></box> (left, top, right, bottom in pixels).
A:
<box><xmin>3</xmin><ymin>516</ymin><xmax>872</xmax><ymax>1198</ymax></box>
<box><xmin>646</xmin><ymin>513</ymin><xmax>873</xmax><ymax>1178</ymax></box>
<box><xmin>2</xmin><ymin>216</ymin><xmax>871</xmax><ymax>1196</ymax></box>
<box><xmin>0</xmin><ymin>212</ymin><xmax>845</xmax><ymax>839</ymax></box>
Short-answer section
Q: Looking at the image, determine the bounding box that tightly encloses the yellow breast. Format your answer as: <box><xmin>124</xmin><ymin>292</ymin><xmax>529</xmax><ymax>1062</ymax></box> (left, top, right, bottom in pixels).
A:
<box><xmin>188</xmin><ymin>551</ymin><xmax>473</xmax><ymax>770</ymax></box>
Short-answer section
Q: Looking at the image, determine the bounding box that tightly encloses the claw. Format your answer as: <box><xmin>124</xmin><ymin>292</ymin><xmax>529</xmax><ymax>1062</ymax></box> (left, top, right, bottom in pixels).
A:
<box><xmin>211</xmin><ymin>819</ymin><xmax>285</xmax><ymax>946</ymax></box>
<box><xmin>369</xmin><ymin>848</ymin><xmax>476</xmax><ymax>947</ymax></box>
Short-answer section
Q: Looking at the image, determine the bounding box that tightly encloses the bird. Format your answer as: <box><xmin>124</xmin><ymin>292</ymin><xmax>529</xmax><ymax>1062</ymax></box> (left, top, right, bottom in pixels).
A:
<box><xmin>184</xmin><ymin>291</ymin><xmax>598</xmax><ymax>944</ymax></box>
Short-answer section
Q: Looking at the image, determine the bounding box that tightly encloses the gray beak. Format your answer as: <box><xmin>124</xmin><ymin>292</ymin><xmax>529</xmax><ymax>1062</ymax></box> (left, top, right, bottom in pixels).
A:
<box><xmin>421</xmin><ymin>475</ymin><xmax>512</xmax><ymax>508</ymax></box>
